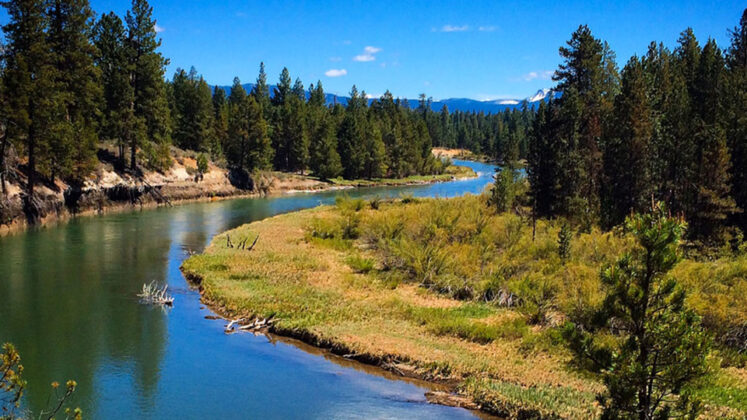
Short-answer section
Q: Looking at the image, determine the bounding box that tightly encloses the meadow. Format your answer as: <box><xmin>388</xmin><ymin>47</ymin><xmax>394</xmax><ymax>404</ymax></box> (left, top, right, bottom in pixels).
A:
<box><xmin>182</xmin><ymin>194</ymin><xmax>747</xmax><ymax>419</ymax></box>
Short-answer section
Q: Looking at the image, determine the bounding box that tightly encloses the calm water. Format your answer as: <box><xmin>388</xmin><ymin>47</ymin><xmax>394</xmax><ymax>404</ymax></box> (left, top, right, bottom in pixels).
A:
<box><xmin>0</xmin><ymin>160</ymin><xmax>496</xmax><ymax>419</ymax></box>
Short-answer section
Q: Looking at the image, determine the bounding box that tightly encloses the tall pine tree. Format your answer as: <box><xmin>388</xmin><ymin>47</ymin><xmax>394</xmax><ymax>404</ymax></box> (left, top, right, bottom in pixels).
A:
<box><xmin>93</xmin><ymin>12</ymin><xmax>135</xmax><ymax>169</ymax></box>
<box><xmin>1</xmin><ymin>0</ymin><xmax>58</xmax><ymax>206</ymax></box>
<box><xmin>725</xmin><ymin>9</ymin><xmax>747</xmax><ymax>230</ymax></box>
<box><xmin>47</xmin><ymin>0</ymin><xmax>101</xmax><ymax>183</ymax></box>
<box><xmin>126</xmin><ymin>0</ymin><xmax>171</xmax><ymax>171</ymax></box>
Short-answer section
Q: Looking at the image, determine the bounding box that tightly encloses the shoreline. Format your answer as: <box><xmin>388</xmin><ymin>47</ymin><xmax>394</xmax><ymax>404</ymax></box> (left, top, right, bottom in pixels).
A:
<box><xmin>182</xmin><ymin>269</ymin><xmax>490</xmax><ymax>416</ymax></box>
<box><xmin>0</xmin><ymin>166</ymin><xmax>477</xmax><ymax>238</ymax></box>
<box><xmin>180</xmin><ymin>205</ymin><xmax>579</xmax><ymax>419</ymax></box>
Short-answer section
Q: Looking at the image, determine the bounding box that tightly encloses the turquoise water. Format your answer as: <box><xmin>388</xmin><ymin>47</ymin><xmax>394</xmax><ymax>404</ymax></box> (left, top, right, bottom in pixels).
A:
<box><xmin>0</xmin><ymin>160</ymin><xmax>496</xmax><ymax>419</ymax></box>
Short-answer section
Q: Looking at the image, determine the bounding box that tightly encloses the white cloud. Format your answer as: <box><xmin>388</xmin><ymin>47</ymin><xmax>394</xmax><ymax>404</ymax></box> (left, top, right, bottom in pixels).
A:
<box><xmin>353</xmin><ymin>46</ymin><xmax>382</xmax><ymax>62</ymax></box>
<box><xmin>342</xmin><ymin>40</ymin><xmax>352</xmax><ymax>45</ymax></box>
<box><xmin>329</xmin><ymin>56</ymin><xmax>342</xmax><ymax>62</ymax></box>
<box><xmin>441</xmin><ymin>24</ymin><xmax>469</xmax><ymax>32</ymax></box>
<box><xmin>478</xmin><ymin>25</ymin><xmax>497</xmax><ymax>32</ymax></box>
<box><xmin>522</xmin><ymin>70</ymin><xmax>554</xmax><ymax>81</ymax></box>
<box><xmin>325</xmin><ymin>68</ymin><xmax>347</xmax><ymax>77</ymax></box>
<box><xmin>354</xmin><ymin>54</ymin><xmax>376</xmax><ymax>62</ymax></box>
<box><xmin>154</xmin><ymin>23</ymin><xmax>164</xmax><ymax>33</ymax></box>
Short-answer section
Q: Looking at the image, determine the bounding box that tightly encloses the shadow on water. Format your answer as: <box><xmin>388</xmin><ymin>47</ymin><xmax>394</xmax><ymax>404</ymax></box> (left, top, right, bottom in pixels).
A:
<box><xmin>0</xmin><ymin>160</ymin><xmax>497</xmax><ymax>419</ymax></box>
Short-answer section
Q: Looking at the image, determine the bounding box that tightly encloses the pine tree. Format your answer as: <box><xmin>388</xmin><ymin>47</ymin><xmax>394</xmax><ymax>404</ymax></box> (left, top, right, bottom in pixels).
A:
<box><xmin>603</xmin><ymin>56</ymin><xmax>654</xmax><ymax>227</ymax></box>
<box><xmin>725</xmin><ymin>9</ymin><xmax>747</xmax><ymax>229</ymax></box>
<box><xmin>307</xmin><ymin>82</ymin><xmax>341</xmax><ymax>179</ymax></box>
<box><xmin>272</xmin><ymin>67</ymin><xmax>292</xmax><ymax>106</ymax></box>
<box><xmin>564</xmin><ymin>203</ymin><xmax>710</xmax><ymax>419</ymax></box>
<box><xmin>93</xmin><ymin>12</ymin><xmax>135</xmax><ymax>170</ymax></box>
<box><xmin>126</xmin><ymin>0</ymin><xmax>171</xmax><ymax>171</ymax></box>
<box><xmin>226</xmin><ymin>77</ymin><xmax>249</xmax><ymax>171</ymax></box>
<box><xmin>309</xmin><ymin>112</ymin><xmax>342</xmax><ymax>180</ymax></box>
<box><xmin>212</xmin><ymin>86</ymin><xmax>229</xmax><ymax>158</ymax></box>
<box><xmin>170</xmin><ymin>67</ymin><xmax>214</xmax><ymax>152</ymax></box>
<box><xmin>552</xmin><ymin>25</ymin><xmax>619</xmax><ymax>223</ymax></box>
<box><xmin>1</xmin><ymin>0</ymin><xmax>58</xmax><ymax>206</ymax></box>
<box><xmin>337</xmin><ymin>86</ymin><xmax>366</xmax><ymax>179</ymax></box>
<box><xmin>245</xmin><ymin>95</ymin><xmax>272</xmax><ymax>171</ymax></box>
<box><xmin>308</xmin><ymin>81</ymin><xmax>326</xmax><ymax>108</ymax></box>
<box><xmin>250</xmin><ymin>62</ymin><xmax>271</xmax><ymax>120</ymax></box>
<box><xmin>364</xmin><ymin>117</ymin><xmax>387</xmax><ymax>179</ymax></box>
<box><xmin>528</xmin><ymin>100</ymin><xmax>557</xmax><ymax>218</ymax></box>
<box><xmin>47</xmin><ymin>0</ymin><xmax>101</xmax><ymax>183</ymax></box>
<box><xmin>689</xmin><ymin>39</ymin><xmax>738</xmax><ymax>239</ymax></box>
<box><xmin>291</xmin><ymin>78</ymin><xmax>305</xmax><ymax>101</ymax></box>
<box><xmin>283</xmin><ymin>94</ymin><xmax>309</xmax><ymax>172</ymax></box>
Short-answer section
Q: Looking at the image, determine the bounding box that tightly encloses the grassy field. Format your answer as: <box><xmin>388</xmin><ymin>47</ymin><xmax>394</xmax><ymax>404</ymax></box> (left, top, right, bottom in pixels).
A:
<box><xmin>182</xmin><ymin>194</ymin><xmax>747</xmax><ymax>419</ymax></box>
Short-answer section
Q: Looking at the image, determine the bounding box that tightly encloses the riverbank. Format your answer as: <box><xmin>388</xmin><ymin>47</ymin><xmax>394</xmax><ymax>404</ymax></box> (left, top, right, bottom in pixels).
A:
<box><xmin>0</xmin><ymin>153</ymin><xmax>475</xmax><ymax>237</ymax></box>
<box><xmin>182</xmin><ymin>195</ymin><xmax>747</xmax><ymax>419</ymax></box>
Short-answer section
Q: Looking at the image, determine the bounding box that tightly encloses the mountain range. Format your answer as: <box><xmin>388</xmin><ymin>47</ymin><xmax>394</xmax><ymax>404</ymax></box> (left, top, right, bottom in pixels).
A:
<box><xmin>214</xmin><ymin>85</ymin><xmax>557</xmax><ymax>114</ymax></box>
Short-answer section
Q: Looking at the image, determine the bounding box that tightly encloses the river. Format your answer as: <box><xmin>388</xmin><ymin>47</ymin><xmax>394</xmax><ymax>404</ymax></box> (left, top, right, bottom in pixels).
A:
<box><xmin>0</xmin><ymin>160</ymin><xmax>496</xmax><ymax>419</ymax></box>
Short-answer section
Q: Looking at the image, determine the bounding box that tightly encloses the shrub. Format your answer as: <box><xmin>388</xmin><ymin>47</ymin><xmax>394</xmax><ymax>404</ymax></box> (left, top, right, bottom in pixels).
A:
<box><xmin>511</xmin><ymin>275</ymin><xmax>558</xmax><ymax>325</ymax></box>
<box><xmin>307</xmin><ymin>217</ymin><xmax>340</xmax><ymax>239</ymax></box>
<box><xmin>557</xmin><ymin>222</ymin><xmax>572</xmax><ymax>263</ymax></box>
<box><xmin>345</xmin><ymin>255</ymin><xmax>375</xmax><ymax>273</ymax></box>
<box><xmin>196</xmin><ymin>152</ymin><xmax>209</xmax><ymax>175</ymax></box>
<box><xmin>369</xmin><ymin>196</ymin><xmax>382</xmax><ymax>210</ymax></box>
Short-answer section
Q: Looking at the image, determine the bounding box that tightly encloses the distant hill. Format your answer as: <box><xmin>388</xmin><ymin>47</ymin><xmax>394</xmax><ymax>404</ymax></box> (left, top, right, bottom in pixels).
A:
<box><xmin>213</xmin><ymin>84</ymin><xmax>558</xmax><ymax>114</ymax></box>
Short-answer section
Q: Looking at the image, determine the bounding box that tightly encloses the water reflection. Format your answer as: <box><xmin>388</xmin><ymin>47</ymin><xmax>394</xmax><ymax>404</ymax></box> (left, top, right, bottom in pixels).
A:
<box><xmin>0</xmin><ymin>160</ymin><xmax>495</xmax><ymax>418</ymax></box>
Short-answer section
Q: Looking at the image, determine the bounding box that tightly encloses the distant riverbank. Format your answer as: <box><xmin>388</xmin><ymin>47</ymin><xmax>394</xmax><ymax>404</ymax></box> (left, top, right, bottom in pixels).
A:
<box><xmin>0</xmin><ymin>156</ymin><xmax>475</xmax><ymax>237</ymax></box>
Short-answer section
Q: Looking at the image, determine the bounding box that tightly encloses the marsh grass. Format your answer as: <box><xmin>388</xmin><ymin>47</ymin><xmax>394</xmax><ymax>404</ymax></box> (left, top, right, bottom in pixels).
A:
<box><xmin>182</xmin><ymin>195</ymin><xmax>747</xmax><ymax>419</ymax></box>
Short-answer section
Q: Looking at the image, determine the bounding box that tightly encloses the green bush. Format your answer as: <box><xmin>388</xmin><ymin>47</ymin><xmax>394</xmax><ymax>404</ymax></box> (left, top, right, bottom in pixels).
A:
<box><xmin>345</xmin><ymin>255</ymin><xmax>375</xmax><ymax>273</ymax></box>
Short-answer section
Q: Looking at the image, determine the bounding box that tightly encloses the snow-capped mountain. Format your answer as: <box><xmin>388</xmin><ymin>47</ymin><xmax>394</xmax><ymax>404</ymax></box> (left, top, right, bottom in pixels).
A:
<box><xmin>526</xmin><ymin>88</ymin><xmax>554</xmax><ymax>103</ymax></box>
<box><xmin>214</xmin><ymin>83</ymin><xmax>557</xmax><ymax>114</ymax></box>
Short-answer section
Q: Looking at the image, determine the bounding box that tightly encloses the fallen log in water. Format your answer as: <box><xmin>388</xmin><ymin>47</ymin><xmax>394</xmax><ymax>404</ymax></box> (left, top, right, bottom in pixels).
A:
<box><xmin>224</xmin><ymin>316</ymin><xmax>276</xmax><ymax>334</ymax></box>
<box><xmin>137</xmin><ymin>281</ymin><xmax>174</xmax><ymax>306</ymax></box>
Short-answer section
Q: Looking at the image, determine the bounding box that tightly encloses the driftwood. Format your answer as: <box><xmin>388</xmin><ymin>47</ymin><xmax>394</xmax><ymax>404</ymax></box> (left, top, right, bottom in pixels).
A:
<box><xmin>138</xmin><ymin>282</ymin><xmax>174</xmax><ymax>306</ymax></box>
<box><xmin>246</xmin><ymin>234</ymin><xmax>259</xmax><ymax>250</ymax></box>
<box><xmin>226</xmin><ymin>234</ymin><xmax>259</xmax><ymax>250</ymax></box>
<box><xmin>224</xmin><ymin>315</ymin><xmax>276</xmax><ymax>334</ymax></box>
<box><xmin>224</xmin><ymin>318</ymin><xmax>245</xmax><ymax>332</ymax></box>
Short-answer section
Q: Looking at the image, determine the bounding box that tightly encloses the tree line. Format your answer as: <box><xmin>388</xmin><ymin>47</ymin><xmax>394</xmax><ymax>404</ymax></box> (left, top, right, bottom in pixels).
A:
<box><xmin>425</xmin><ymin>103</ymin><xmax>534</xmax><ymax>162</ymax></box>
<box><xmin>1</xmin><ymin>0</ymin><xmax>509</xmax><ymax>219</ymax></box>
<box><xmin>168</xmin><ymin>66</ymin><xmax>446</xmax><ymax>181</ymax></box>
<box><xmin>527</xmin><ymin>9</ymin><xmax>747</xmax><ymax>241</ymax></box>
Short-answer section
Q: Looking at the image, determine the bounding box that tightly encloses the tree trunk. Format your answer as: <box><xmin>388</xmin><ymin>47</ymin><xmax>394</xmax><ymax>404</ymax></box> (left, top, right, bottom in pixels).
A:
<box><xmin>0</xmin><ymin>130</ymin><xmax>7</xmax><ymax>196</ymax></box>
<box><xmin>28</xmin><ymin>127</ymin><xmax>36</xmax><ymax>201</ymax></box>
<box><xmin>119</xmin><ymin>143</ymin><xmax>125</xmax><ymax>170</ymax></box>
<box><xmin>130</xmin><ymin>141</ymin><xmax>137</xmax><ymax>171</ymax></box>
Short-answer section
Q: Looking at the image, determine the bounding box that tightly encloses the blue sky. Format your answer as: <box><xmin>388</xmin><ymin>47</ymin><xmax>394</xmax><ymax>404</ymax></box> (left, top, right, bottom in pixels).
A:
<box><xmin>4</xmin><ymin>1</ymin><xmax>746</xmax><ymax>100</ymax></box>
